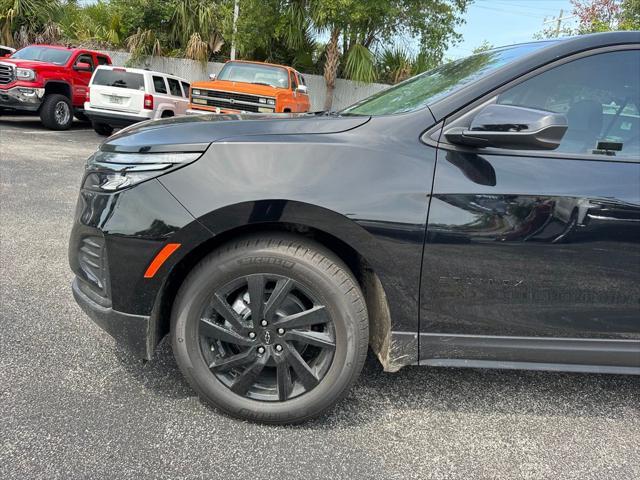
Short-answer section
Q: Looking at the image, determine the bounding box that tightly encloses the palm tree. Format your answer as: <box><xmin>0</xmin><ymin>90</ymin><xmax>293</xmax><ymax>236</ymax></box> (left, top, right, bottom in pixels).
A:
<box><xmin>0</xmin><ymin>0</ymin><xmax>61</xmax><ymax>47</ymax></box>
<box><xmin>171</xmin><ymin>0</ymin><xmax>224</xmax><ymax>62</ymax></box>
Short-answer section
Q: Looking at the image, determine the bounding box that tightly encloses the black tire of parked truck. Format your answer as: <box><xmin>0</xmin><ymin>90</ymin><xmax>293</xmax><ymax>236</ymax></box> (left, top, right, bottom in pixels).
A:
<box><xmin>74</xmin><ymin>111</ymin><xmax>91</xmax><ymax>123</ymax></box>
<box><xmin>40</xmin><ymin>94</ymin><xmax>74</xmax><ymax>130</ymax></box>
<box><xmin>92</xmin><ymin>122</ymin><xmax>114</xmax><ymax>136</ymax></box>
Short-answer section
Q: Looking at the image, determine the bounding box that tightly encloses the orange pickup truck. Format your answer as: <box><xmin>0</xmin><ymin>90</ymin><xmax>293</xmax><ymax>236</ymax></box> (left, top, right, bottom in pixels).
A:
<box><xmin>187</xmin><ymin>60</ymin><xmax>310</xmax><ymax>115</ymax></box>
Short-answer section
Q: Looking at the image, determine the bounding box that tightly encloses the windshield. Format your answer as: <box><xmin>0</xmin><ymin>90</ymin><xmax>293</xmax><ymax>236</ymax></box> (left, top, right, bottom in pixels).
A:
<box><xmin>217</xmin><ymin>62</ymin><xmax>289</xmax><ymax>89</ymax></box>
<box><xmin>11</xmin><ymin>46</ymin><xmax>73</xmax><ymax>65</ymax></box>
<box><xmin>341</xmin><ymin>42</ymin><xmax>555</xmax><ymax>116</ymax></box>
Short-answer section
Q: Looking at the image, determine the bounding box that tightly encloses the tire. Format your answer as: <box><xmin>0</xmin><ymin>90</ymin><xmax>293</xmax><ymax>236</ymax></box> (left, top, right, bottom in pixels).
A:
<box><xmin>92</xmin><ymin>122</ymin><xmax>114</xmax><ymax>136</ymax></box>
<box><xmin>171</xmin><ymin>234</ymin><xmax>369</xmax><ymax>424</ymax></box>
<box><xmin>39</xmin><ymin>94</ymin><xmax>73</xmax><ymax>130</ymax></box>
<box><xmin>74</xmin><ymin>111</ymin><xmax>91</xmax><ymax>123</ymax></box>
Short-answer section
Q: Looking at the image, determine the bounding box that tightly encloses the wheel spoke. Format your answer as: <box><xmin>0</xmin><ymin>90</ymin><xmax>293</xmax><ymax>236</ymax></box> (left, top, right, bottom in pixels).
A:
<box><xmin>274</xmin><ymin>306</ymin><xmax>328</xmax><ymax>329</ymax></box>
<box><xmin>263</xmin><ymin>278</ymin><xmax>293</xmax><ymax>321</ymax></box>
<box><xmin>286</xmin><ymin>330</ymin><xmax>335</xmax><ymax>349</ymax></box>
<box><xmin>210</xmin><ymin>293</ymin><xmax>246</xmax><ymax>332</ymax></box>
<box><xmin>230</xmin><ymin>353</ymin><xmax>269</xmax><ymax>395</ymax></box>
<box><xmin>285</xmin><ymin>343</ymin><xmax>319</xmax><ymax>391</ymax></box>
<box><xmin>276</xmin><ymin>363</ymin><xmax>293</xmax><ymax>401</ymax></box>
<box><xmin>209</xmin><ymin>348</ymin><xmax>257</xmax><ymax>372</ymax></box>
<box><xmin>247</xmin><ymin>275</ymin><xmax>265</xmax><ymax>325</ymax></box>
<box><xmin>200</xmin><ymin>318</ymin><xmax>252</xmax><ymax>346</ymax></box>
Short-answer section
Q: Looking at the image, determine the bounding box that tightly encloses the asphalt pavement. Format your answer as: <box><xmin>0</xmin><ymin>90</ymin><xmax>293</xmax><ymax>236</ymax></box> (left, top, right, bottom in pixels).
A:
<box><xmin>1</xmin><ymin>115</ymin><xmax>639</xmax><ymax>479</ymax></box>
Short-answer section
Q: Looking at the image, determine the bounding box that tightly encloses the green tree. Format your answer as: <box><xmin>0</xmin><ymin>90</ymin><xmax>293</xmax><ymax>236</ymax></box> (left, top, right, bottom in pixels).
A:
<box><xmin>284</xmin><ymin>0</ymin><xmax>470</xmax><ymax>110</ymax></box>
<box><xmin>0</xmin><ymin>0</ymin><xmax>61</xmax><ymax>46</ymax></box>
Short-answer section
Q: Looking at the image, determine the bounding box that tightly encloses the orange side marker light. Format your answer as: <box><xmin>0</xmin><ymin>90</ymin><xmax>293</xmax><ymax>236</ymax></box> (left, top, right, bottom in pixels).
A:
<box><xmin>144</xmin><ymin>243</ymin><xmax>181</xmax><ymax>278</ymax></box>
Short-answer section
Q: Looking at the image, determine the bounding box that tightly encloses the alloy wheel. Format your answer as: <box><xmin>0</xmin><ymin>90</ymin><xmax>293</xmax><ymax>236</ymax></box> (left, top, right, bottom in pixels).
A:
<box><xmin>198</xmin><ymin>274</ymin><xmax>336</xmax><ymax>402</ymax></box>
<box><xmin>55</xmin><ymin>101</ymin><xmax>70</xmax><ymax>126</ymax></box>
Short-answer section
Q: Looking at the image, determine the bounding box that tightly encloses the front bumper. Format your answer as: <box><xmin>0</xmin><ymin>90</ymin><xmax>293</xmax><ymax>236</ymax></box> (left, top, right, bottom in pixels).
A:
<box><xmin>0</xmin><ymin>86</ymin><xmax>45</xmax><ymax>111</ymax></box>
<box><xmin>73</xmin><ymin>277</ymin><xmax>154</xmax><ymax>359</ymax></box>
<box><xmin>69</xmin><ymin>178</ymin><xmax>212</xmax><ymax>359</ymax></box>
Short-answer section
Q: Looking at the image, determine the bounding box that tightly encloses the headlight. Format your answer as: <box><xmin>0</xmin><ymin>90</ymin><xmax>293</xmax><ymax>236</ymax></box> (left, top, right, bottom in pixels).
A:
<box><xmin>192</xmin><ymin>89</ymin><xmax>201</xmax><ymax>96</ymax></box>
<box><xmin>82</xmin><ymin>150</ymin><xmax>203</xmax><ymax>192</ymax></box>
<box><xmin>16</xmin><ymin>68</ymin><xmax>35</xmax><ymax>81</ymax></box>
<box><xmin>267</xmin><ymin>98</ymin><xmax>275</xmax><ymax>106</ymax></box>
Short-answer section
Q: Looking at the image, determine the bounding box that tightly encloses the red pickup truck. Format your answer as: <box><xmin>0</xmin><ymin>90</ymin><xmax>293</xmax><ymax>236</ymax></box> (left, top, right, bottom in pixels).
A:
<box><xmin>0</xmin><ymin>45</ymin><xmax>112</xmax><ymax>130</ymax></box>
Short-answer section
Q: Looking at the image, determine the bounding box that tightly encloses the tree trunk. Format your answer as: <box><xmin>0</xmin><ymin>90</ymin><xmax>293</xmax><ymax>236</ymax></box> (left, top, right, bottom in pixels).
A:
<box><xmin>323</xmin><ymin>27</ymin><xmax>340</xmax><ymax>111</ymax></box>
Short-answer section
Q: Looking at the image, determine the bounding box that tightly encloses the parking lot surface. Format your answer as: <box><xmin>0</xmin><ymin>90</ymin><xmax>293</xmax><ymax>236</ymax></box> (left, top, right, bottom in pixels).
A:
<box><xmin>1</xmin><ymin>115</ymin><xmax>639</xmax><ymax>479</ymax></box>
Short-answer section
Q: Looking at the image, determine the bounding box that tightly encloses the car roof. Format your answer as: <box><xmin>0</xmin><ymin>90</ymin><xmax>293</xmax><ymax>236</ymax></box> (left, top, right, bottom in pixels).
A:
<box><xmin>93</xmin><ymin>65</ymin><xmax>189</xmax><ymax>82</ymax></box>
<box><xmin>23</xmin><ymin>44</ymin><xmax>107</xmax><ymax>54</ymax></box>
<box><xmin>224</xmin><ymin>59</ymin><xmax>296</xmax><ymax>72</ymax></box>
<box><xmin>428</xmin><ymin>31</ymin><xmax>640</xmax><ymax>121</ymax></box>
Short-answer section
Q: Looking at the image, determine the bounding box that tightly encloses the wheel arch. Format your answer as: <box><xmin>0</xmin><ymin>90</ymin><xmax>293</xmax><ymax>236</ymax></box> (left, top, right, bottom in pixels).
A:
<box><xmin>154</xmin><ymin>217</ymin><xmax>400</xmax><ymax>371</ymax></box>
<box><xmin>44</xmin><ymin>81</ymin><xmax>72</xmax><ymax>99</ymax></box>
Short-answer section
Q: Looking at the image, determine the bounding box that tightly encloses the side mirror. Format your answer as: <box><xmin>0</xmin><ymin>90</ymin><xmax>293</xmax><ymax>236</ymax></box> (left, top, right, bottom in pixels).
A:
<box><xmin>297</xmin><ymin>84</ymin><xmax>308</xmax><ymax>94</ymax></box>
<box><xmin>445</xmin><ymin>104</ymin><xmax>568</xmax><ymax>150</ymax></box>
<box><xmin>74</xmin><ymin>61</ymin><xmax>92</xmax><ymax>72</ymax></box>
<box><xmin>208</xmin><ymin>73</ymin><xmax>217</xmax><ymax>80</ymax></box>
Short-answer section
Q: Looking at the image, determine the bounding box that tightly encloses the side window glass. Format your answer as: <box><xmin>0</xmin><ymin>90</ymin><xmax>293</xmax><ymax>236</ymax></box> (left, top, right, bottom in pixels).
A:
<box><xmin>181</xmin><ymin>81</ymin><xmax>190</xmax><ymax>98</ymax></box>
<box><xmin>75</xmin><ymin>54</ymin><xmax>94</xmax><ymax>71</ymax></box>
<box><xmin>289</xmin><ymin>71</ymin><xmax>297</xmax><ymax>90</ymax></box>
<box><xmin>298</xmin><ymin>73</ymin><xmax>306</xmax><ymax>87</ymax></box>
<box><xmin>97</xmin><ymin>56</ymin><xmax>109</xmax><ymax>66</ymax></box>
<box><xmin>153</xmin><ymin>76</ymin><xmax>167</xmax><ymax>94</ymax></box>
<box><xmin>167</xmin><ymin>77</ymin><xmax>182</xmax><ymax>96</ymax></box>
<box><xmin>497</xmin><ymin>50</ymin><xmax>639</xmax><ymax>158</ymax></box>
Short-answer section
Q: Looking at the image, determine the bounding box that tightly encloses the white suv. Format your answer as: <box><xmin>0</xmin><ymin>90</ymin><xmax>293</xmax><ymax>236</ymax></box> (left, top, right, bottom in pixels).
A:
<box><xmin>84</xmin><ymin>66</ymin><xmax>190</xmax><ymax>136</ymax></box>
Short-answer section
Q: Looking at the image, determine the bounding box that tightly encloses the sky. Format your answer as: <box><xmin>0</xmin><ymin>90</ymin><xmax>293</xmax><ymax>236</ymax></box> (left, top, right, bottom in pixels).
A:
<box><xmin>446</xmin><ymin>0</ymin><xmax>576</xmax><ymax>58</ymax></box>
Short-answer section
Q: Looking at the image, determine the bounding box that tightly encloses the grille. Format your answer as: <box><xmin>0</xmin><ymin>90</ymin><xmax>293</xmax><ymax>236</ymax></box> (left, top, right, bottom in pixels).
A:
<box><xmin>193</xmin><ymin>89</ymin><xmax>275</xmax><ymax>113</ymax></box>
<box><xmin>0</xmin><ymin>63</ymin><xmax>15</xmax><ymax>85</ymax></box>
<box><xmin>201</xmin><ymin>98</ymin><xmax>262</xmax><ymax>113</ymax></box>
<box><xmin>202</xmin><ymin>89</ymin><xmax>273</xmax><ymax>104</ymax></box>
<box><xmin>78</xmin><ymin>235</ymin><xmax>109</xmax><ymax>301</ymax></box>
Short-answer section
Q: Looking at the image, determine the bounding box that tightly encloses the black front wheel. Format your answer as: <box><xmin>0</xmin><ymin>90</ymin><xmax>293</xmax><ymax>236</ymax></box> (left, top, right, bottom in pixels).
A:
<box><xmin>171</xmin><ymin>234</ymin><xmax>369</xmax><ymax>424</ymax></box>
<box><xmin>92</xmin><ymin>122</ymin><xmax>114</xmax><ymax>136</ymax></box>
<box><xmin>40</xmin><ymin>94</ymin><xmax>73</xmax><ymax>130</ymax></box>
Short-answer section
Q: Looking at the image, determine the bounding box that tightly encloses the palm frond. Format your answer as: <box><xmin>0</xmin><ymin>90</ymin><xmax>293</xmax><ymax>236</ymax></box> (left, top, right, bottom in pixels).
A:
<box><xmin>343</xmin><ymin>44</ymin><xmax>376</xmax><ymax>83</ymax></box>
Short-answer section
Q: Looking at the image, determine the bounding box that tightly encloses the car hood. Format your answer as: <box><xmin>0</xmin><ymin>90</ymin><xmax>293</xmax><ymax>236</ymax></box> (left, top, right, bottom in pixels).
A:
<box><xmin>103</xmin><ymin>113</ymin><xmax>370</xmax><ymax>152</ymax></box>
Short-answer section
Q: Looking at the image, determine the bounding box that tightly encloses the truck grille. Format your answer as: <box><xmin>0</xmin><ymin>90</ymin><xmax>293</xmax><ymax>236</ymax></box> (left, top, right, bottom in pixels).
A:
<box><xmin>192</xmin><ymin>89</ymin><xmax>275</xmax><ymax>113</ymax></box>
<box><xmin>0</xmin><ymin>63</ymin><xmax>15</xmax><ymax>85</ymax></box>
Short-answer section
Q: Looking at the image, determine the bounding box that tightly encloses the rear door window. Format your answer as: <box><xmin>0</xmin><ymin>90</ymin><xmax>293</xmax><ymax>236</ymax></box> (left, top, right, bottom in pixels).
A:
<box><xmin>153</xmin><ymin>76</ymin><xmax>168</xmax><ymax>94</ymax></box>
<box><xmin>92</xmin><ymin>69</ymin><xmax>145</xmax><ymax>90</ymax></box>
<box><xmin>97</xmin><ymin>55</ymin><xmax>110</xmax><ymax>66</ymax></box>
<box><xmin>167</xmin><ymin>77</ymin><xmax>182</xmax><ymax>97</ymax></box>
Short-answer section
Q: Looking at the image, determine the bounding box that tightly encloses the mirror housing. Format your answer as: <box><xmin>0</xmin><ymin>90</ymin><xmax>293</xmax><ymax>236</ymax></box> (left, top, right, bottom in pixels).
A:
<box><xmin>297</xmin><ymin>84</ymin><xmax>308</xmax><ymax>94</ymax></box>
<box><xmin>208</xmin><ymin>73</ymin><xmax>217</xmax><ymax>80</ymax></box>
<box><xmin>445</xmin><ymin>104</ymin><xmax>568</xmax><ymax>150</ymax></box>
<box><xmin>74</xmin><ymin>61</ymin><xmax>92</xmax><ymax>72</ymax></box>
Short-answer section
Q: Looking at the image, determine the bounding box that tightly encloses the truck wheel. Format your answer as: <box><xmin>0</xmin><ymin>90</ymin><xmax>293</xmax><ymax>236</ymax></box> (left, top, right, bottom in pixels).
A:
<box><xmin>74</xmin><ymin>111</ymin><xmax>91</xmax><ymax>123</ymax></box>
<box><xmin>171</xmin><ymin>234</ymin><xmax>369</xmax><ymax>424</ymax></box>
<box><xmin>92</xmin><ymin>122</ymin><xmax>114</xmax><ymax>136</ymax></box>
<box><xmin>40</xmin><ymin>94</ymin><xmax>73</xmax><ymax>130</ymax></box>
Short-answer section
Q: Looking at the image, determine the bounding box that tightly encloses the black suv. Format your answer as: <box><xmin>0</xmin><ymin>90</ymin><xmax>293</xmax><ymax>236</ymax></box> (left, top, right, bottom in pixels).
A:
<box><xmin>69</xmin><ymin>32</ymin><xmax>640</xmax><ymax>424</ymax></box>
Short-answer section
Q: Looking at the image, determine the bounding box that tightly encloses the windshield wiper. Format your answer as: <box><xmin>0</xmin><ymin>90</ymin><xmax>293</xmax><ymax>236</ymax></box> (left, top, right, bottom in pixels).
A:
<box><xmin>250</xmin><ymin>82</ymin><xmax>275</xmax><ymax>88</ymax></box>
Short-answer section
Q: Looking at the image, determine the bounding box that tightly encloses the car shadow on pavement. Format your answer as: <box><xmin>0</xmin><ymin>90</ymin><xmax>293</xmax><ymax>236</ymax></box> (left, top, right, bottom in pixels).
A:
<box><xmin>111</xmin><ymin>337</ymin><xmax>640</xmax><ymax>427</ymax></box>
<box><xmin>0</xmin><ymin>114</ymin><xmax>92</xmax><ymax>131</ymax></box>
